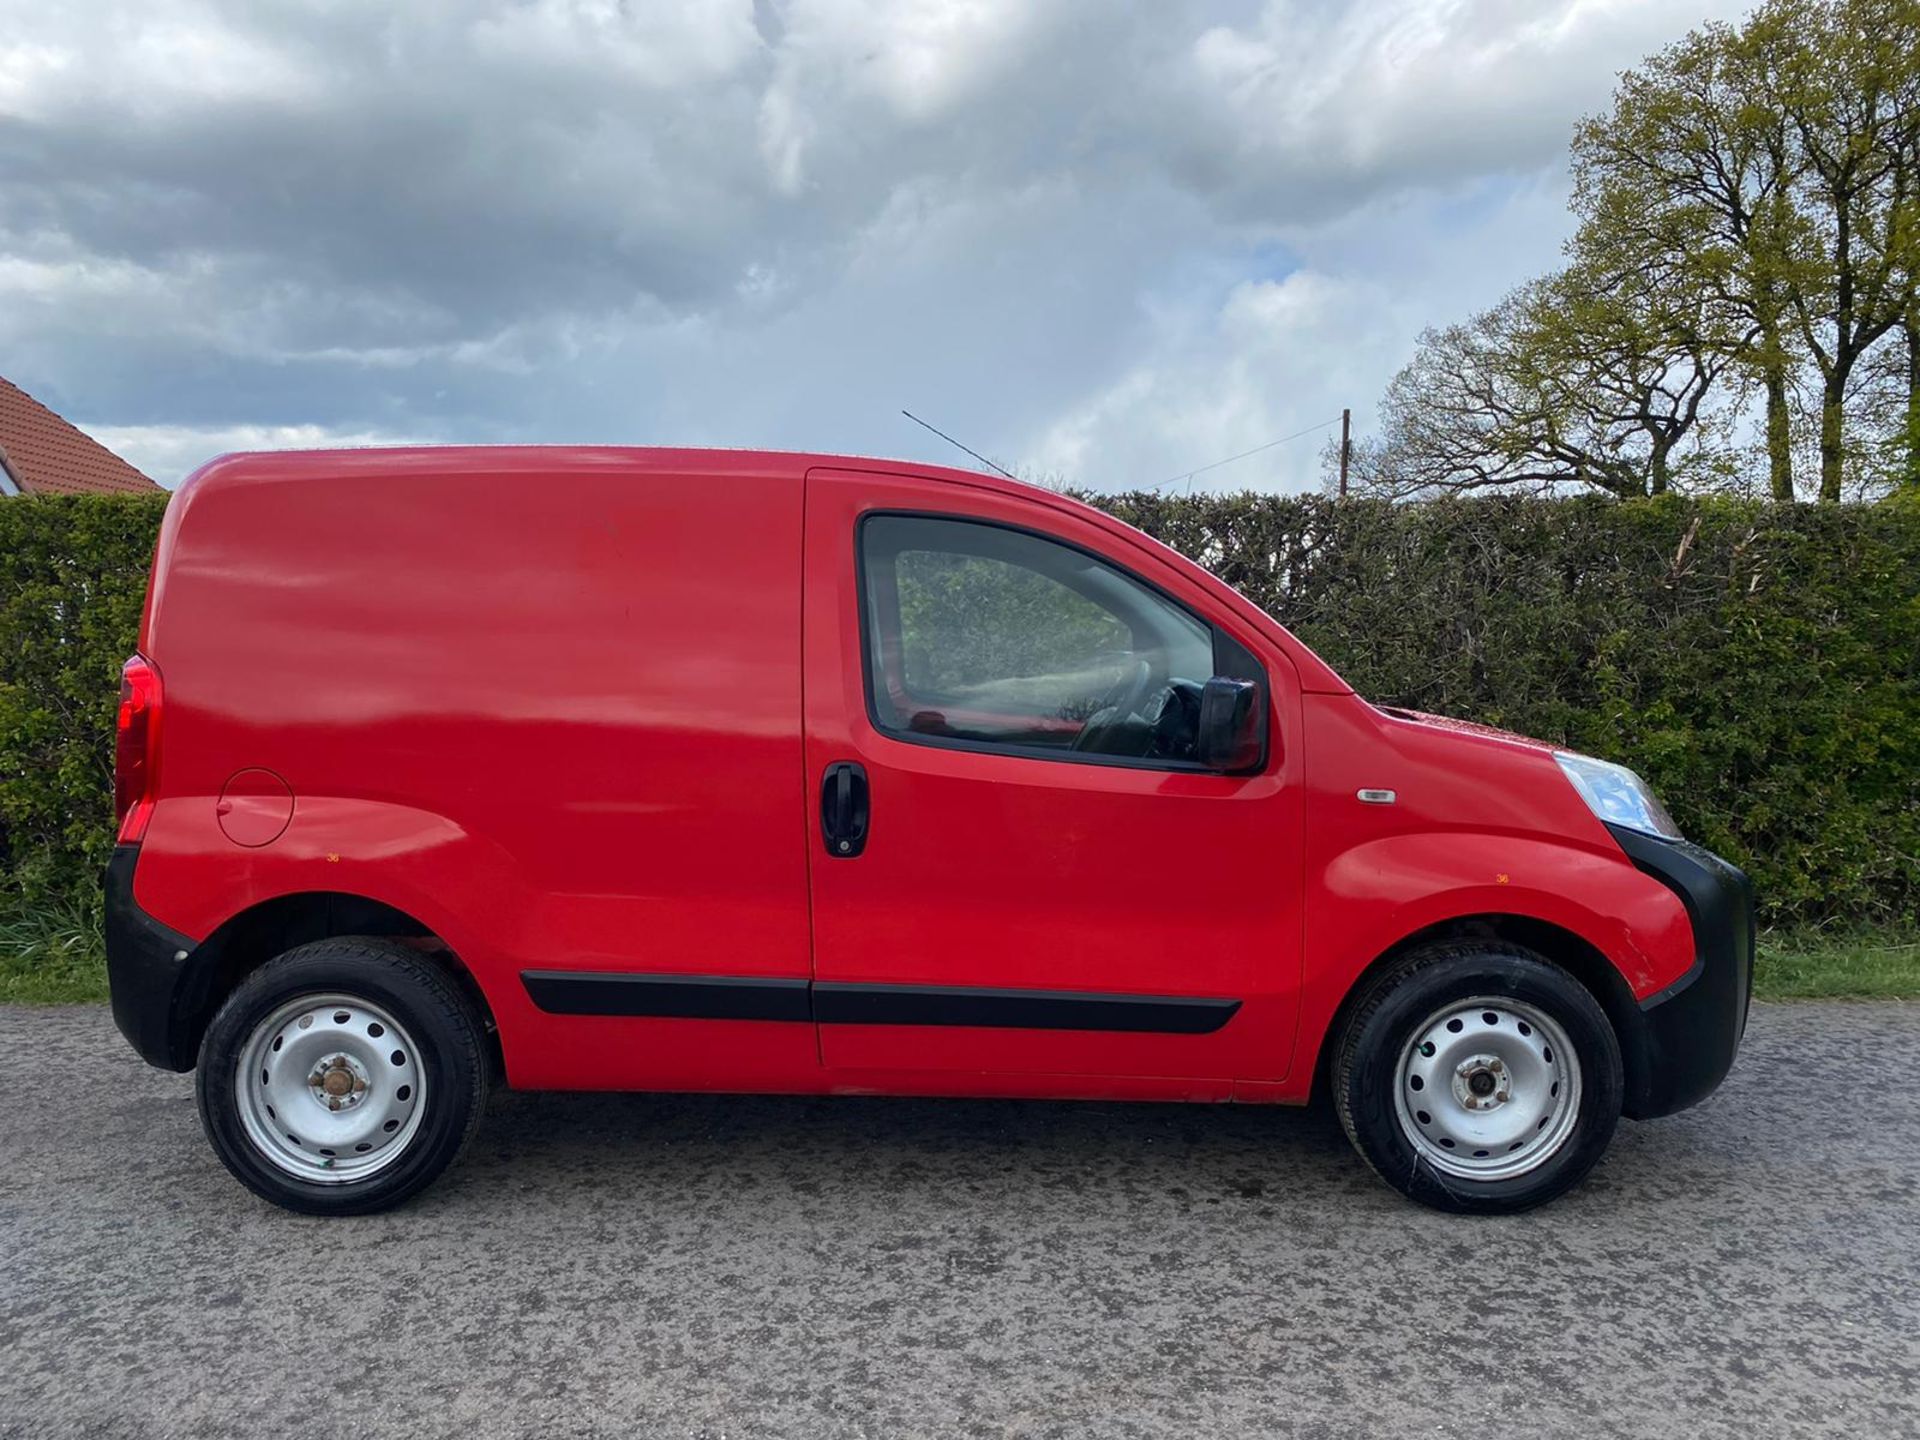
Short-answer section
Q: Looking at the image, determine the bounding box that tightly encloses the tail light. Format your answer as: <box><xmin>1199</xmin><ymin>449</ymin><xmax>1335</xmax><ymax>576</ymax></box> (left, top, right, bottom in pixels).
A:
<box><xmin>115</xmin><ymin>655</ymin><xmax>162</xmax><ymax>843</ymax></box>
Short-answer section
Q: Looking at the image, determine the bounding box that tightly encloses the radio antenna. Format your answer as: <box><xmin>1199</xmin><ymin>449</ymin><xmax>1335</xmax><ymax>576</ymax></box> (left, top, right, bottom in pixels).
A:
<box><xmin>900</xmin><ymin>409</ymin><xmax>1019</xmax><ymax>481</ymax></box>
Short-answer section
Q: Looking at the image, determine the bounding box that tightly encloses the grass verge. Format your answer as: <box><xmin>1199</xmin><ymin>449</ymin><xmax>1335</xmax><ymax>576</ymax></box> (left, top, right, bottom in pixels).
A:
<box><xmin>1751</xmin><ymin>926</ymin><xmax>1920</xmax><ymax>1001</ymax></box>
<box><xmin>0</xmin><ymin>896</ymin><xmax>108</xmax><ymax>1005</ymax></box>
<box><xmin>1</xmin><ymin>898</ymin><xmax>1915</xmax><ymax>1006</ymax></box>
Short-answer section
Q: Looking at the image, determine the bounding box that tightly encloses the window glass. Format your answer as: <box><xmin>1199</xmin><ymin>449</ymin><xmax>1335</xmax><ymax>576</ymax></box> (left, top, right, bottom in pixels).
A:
<box><xmin>862</xmin><ymin>515</ymin><xmax>1217</xmax><ymax>764</ymax></box>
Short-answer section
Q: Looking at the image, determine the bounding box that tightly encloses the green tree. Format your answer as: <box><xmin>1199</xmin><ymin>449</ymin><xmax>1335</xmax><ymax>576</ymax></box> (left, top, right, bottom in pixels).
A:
<box><xmin>1365</xmin><ymin>0</ymin><xmax>1920</xmax><ymax>504</ymax></box>
<box><xmin>1853</xmin><ymin>299</ymin><xmax>1920</xmax><ymax>489</ymax></box>
<box><xmin>1762</xmin><ymin>0</ymin><xmax>1920</xmax><ymax>500</ymax></box>
<box><xmin>1570</xmin><ymin>18</ymin><xmax>1808</xmax><ymax>500</ymax></box>
<box><xmin>1906</xmin><ymin>311</ymin><xmax>1920</xmax><ymax>486</ymax></box>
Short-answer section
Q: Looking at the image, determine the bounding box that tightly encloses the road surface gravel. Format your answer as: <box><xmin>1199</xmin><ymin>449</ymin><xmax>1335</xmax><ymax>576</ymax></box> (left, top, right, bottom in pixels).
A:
<box><xmin>1</xmin><ymin>1001</ymin><xmax>1915</xmax><ymax>1438</ymax></box>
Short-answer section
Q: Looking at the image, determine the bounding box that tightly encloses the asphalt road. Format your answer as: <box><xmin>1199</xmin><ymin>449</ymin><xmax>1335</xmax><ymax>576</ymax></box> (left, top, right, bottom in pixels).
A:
<box><xmin>2</xmin><ymin>1002</ymin><xmax>1916</xmax><ymax>1439</ymax></box>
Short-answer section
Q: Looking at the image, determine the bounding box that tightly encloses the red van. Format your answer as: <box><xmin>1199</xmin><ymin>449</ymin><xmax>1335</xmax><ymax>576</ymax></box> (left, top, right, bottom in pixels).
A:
<box><xmin>107</xmin><ymin>447</ymin><xmax>1750</xmax><ymax>1215</ymax></box>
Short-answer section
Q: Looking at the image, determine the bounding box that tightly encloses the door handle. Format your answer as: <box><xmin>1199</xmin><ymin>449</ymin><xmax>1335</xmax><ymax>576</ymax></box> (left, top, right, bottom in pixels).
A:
<box><xmin>820</xmin><ymin>761</ymin><xmax>869</xmax><ymax>858</ymax></box>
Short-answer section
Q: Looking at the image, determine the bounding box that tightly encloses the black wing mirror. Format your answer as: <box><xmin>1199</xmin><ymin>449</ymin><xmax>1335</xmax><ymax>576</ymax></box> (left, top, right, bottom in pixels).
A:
<box><xmin>1196</xmin><ymin>676</ymin><xmax>1267</xmax><ymax>773</ymax></box>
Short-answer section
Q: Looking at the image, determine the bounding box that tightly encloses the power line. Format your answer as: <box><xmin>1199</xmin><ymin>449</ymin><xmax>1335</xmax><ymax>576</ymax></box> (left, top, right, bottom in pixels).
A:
<box><xmin>1152</xmin><ymin>415</ymin><xmax>1345</xmax><ymax>491</ymax></box>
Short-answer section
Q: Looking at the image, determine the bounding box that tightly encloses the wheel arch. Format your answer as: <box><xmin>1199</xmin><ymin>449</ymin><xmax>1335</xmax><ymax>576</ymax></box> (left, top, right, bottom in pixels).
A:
<box><xmin>1308</xmin><ymin>912</ymin><xmax>1645</xmax><ymax>1107</ymax></box>
<box><xmin>185</xmin><ymin>891</ymin><xmax>501</xmax><ymax>1077</ymax></box>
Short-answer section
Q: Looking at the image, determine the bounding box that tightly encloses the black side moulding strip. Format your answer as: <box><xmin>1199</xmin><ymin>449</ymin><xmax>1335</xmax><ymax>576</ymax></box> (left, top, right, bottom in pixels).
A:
<box><xmin>518</xmin><ymin>970</ymin><xmax>1242</xmax><ymax>1037</ymax></box>
<box><xmin>813</xmin><ymin>983</ymin><xmax>1241</xmax><ymax>1034</ymax></box>
<box><xmin>520</xmin><ymin>971</ymin><xmax>813</xmax><ymax>1022</ymax></box>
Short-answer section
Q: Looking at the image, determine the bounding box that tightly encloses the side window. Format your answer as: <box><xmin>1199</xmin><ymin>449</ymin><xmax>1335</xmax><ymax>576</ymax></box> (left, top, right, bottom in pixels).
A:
<box><xmin>861</xmin><ymin>515</ymin><xmax>1219</xmax><ymax>765</ymax></box>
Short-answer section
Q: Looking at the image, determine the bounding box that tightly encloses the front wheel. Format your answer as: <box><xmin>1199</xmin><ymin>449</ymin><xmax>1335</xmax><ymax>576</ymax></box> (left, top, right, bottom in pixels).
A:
<box><xmin>195</xmin><ymin>939</ymin><xmax>489</xmax><ymax>1215</ymax></box>
<box><xmin>1332</xmin><ymin>942</ymin><xmax>1623</xmax><ymax>1214</ymax></box>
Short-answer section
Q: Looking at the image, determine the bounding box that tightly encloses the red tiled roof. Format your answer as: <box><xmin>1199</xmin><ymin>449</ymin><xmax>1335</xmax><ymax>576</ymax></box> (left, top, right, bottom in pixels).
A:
<box><xmin>0</xmin><ymin>375</ymin><xmax>160</xmax><ymax>496</ymax></box>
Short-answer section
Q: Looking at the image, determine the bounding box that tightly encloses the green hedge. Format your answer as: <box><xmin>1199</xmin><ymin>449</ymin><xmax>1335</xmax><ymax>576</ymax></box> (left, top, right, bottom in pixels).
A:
<box><xmin>0</xmin><ymin>495</ymin><xmax>170</xmax><ymax>917</ymax></box>
<box><xmin>2</xmin><ymin>491</ymin><xmax>1915</xmax><ymax>930</ymax></box>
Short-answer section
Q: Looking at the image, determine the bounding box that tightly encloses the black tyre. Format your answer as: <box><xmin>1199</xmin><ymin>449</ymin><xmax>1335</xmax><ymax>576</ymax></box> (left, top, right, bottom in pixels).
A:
<box><xmin>195</xmin><ymin>939</ymin><xmax>489</xmax><ymax>1216</ymax></box>
<box><xmin>1332</xmin><ymin>942</ymin><xmax>1623</xmax><ymax>1214</ymax></box>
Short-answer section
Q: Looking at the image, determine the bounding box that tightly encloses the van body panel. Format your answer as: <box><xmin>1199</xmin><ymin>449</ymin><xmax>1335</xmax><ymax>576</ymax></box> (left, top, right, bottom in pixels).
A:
<box><xmin>1298</xmin><ymin>693</ymin><xmax>1699</xmax><ymax>992</ymax></box>
<box><xmin>1277</xmin><ymin>692</ymin><xmax>1700</xmax><ymax>1100</ymax></box>
<box><xmin>136</xmin><ymin>447</ymin><xmax>819</xmax><ymax>1089</ymax></box>
<box><xmin>801</xmin><ymin>467</ymin><xmax>1306</xmax><ymax>1083</ymax></box>
<box><xmin>106</xmin><ymin>445</ymin><xmax>1748</xmax><ymax>1135</ymax></box>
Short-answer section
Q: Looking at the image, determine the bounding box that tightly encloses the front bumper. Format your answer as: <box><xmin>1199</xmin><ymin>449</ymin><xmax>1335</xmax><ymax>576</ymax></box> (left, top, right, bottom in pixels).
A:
<box><xmin>105</xmin><ymin>845</ymin><xmax>209</xmax><ymax>1071</ymax></box>
<box><xmin>1606</xmin><ymin>824</ymin><xmax>1754</xmax><ymax>1120</ymax></box>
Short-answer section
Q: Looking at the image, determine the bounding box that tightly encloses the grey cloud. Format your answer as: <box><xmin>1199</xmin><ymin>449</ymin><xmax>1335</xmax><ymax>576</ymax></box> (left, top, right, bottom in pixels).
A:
<box><xmin>0</xmin><ymin>0</ymin><xmax>1755</xmax><ymax>486</ymax></box>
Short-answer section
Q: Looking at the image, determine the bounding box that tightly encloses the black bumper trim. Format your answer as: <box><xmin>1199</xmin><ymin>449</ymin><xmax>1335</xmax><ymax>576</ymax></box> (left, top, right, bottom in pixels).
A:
<box><xmin>1605</xmin><ymin>824</ymin><xmax>1754</xmax><ymax>1119</ymax></box>
<box><xmin>105</xmin><ymin>845</ymin><xmax>211</xmax><ymax>1072</ymax></box>
<box><xmin>1637</xmin><ymin>954</ymin><xmax>1706</xmax><ymax>1010</ymax></box>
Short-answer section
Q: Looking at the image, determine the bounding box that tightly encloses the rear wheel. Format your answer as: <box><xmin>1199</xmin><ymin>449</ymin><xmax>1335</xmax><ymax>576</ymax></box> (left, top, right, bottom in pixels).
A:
<box><xmin>195</xmin><ymin>939</ymin><xmax>488</xmax><ymax>1215</ymax></box>
<box><xmin>1332</xmin><ymin>942</ymin><xmax>1623</xmax><ymax>1214</ymax></box>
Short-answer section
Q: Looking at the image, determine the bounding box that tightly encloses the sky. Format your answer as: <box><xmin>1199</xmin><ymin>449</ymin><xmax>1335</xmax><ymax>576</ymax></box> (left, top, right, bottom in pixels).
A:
<box><xmin>0</xmin><ymin>0</ymin><xmax>1755</xmax><ymax>493</ymax></box>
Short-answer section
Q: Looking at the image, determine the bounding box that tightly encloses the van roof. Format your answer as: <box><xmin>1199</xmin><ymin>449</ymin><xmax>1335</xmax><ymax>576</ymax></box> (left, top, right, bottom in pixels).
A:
<box><xmin>171</xmin><ymin>444</ymin><xmax>1348</xmax><ymax>693</ymax></box>
<box><xmin>179</xmin><ymin>444</ymin><xmax>1011</xmax><ymax>494</ymax></box>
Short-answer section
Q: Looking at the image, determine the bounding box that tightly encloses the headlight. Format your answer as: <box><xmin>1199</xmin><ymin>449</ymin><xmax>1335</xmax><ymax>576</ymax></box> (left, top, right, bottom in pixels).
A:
<box><xmin>1554</xmin><ymin>752</ymin><xmax>1681</xmax><ymax>840</ymax></box>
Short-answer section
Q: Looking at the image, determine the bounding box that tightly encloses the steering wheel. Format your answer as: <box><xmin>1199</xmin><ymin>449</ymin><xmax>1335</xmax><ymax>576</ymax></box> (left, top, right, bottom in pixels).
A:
<box><xmin>1072</xmin><ymin>659</ymin><xmax>1155</xmax><ymax>752</ymax></box>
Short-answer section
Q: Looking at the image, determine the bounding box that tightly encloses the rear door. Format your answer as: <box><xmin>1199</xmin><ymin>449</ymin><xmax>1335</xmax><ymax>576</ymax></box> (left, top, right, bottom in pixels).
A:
<box><xmin>802</xmin><ymin>468</ymin><xmax>1304</xmax><ymax>1083</ymax></box>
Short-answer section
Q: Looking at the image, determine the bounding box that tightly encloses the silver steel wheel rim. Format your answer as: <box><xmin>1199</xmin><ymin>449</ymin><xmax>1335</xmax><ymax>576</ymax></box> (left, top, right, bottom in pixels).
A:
<box><xmin>1393</xmin><ymin>995</ymin><xmax>1581</xmax><ymax>1182</ymax></box>
<box><xmin>234</xmin><ymin>993</ymin><xmax>426</xmax><ymax>1184</ymax></box>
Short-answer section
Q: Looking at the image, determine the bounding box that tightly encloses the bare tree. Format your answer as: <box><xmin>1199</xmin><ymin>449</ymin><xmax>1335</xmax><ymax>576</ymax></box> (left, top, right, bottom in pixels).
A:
<box><xmin>1348</xmin><ymin>267</ymin><xmax>1732</xmax><ymax>500</ymax></box>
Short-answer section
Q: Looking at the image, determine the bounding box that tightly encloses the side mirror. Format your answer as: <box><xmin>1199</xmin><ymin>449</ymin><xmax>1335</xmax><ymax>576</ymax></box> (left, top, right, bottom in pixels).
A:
<box><xmin>1196</xmin><ymin>676</ymin><xmax>1266</xmax><ymax>773</ymax></box>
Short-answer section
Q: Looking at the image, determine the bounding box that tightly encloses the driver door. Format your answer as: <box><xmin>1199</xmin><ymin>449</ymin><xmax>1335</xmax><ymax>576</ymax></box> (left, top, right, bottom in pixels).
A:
<box><xmin>802</xmin><ymin>468</ymin><xmax>1303</xmax><ymax>1083</ymax></box>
